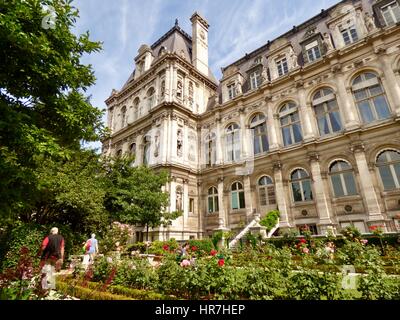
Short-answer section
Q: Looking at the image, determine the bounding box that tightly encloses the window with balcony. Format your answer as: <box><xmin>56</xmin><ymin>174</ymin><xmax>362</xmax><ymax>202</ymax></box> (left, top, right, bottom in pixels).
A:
<box><xmin>381</xmin><ymin>1</ymin><xmax>400</xmax><ymax>25</ymax></box>
<box><xmin>258</xmin><ymin>176</ymin><xmax>276</xmax><ymax>206</ymax></box>
<box><xmin>376</xmin><ymin>150</ymin><xmax>400</xmax><ymax>190</ymax></box>
<box><xmin>290</xmin><ymin>169</ymin><xmax>313</xmax><ymax>202</ymax></box>
<box><xmin>208</xmin><ymin>187</ymin><xmax>219</xmax><ymax>213</ymax></box>
<box><xmin>231</xmin><ymin>182</ymin><xmax>245</xmax><ymax>210</ymax></box>
<box><xmin>279</xmin><ymin>102</ymin><xmax>303</xmax><ymax>146</ymax></box>
<box><xmin>276</xmin><ymin>58</ymin><xmax>289</xmax><ymax>77</ymax></box>
<box><xmin>312</xmin><ymin>88</ymin><xmax>342</xmax><ymax>136</ymax></box>
<box><xmin>329</xmin><ymin>160</ymin><xmax>357</xmax><ymax>197</ymax></box>
<box><xmin>250</xmin><ymin>113</ymin><xmax>269</xmax><ymax>155</ymax></box>
<box><xmin>340</xmin><ymin>24</ymin><xmax>358</xmax><ymax>45</ymax></box>
<box><xmin>227</xmin><ymin>83</ymin><xmax>236</xmax><ymax>100</ymax></box>
<box><xmin>352</xmin><ymin>72</ymin><xmax>391</xmax><ymax>124</ymax></box>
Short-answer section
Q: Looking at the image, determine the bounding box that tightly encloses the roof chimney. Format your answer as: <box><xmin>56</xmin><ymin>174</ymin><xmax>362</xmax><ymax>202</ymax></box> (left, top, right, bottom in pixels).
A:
<box><xmin>190</xmin><ymin>12</ymin><xmax>209</xmax><ymax>76</ymax></box>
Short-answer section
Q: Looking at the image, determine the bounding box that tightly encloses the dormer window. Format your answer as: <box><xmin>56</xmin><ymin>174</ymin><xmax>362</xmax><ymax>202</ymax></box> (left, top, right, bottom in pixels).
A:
<box><xmin>381</xmin><ymin>1</ymin><xmax>400</xmax><ymax>25</ymax></box>
<box><xmin>305</xmin><ymin>40</ymin><xmax>321</xmax><ymax>62</ymax></box>
<box><xmin>340</xmin><ymin>23</ymin><xmax>358</xmax><ymax>45</ymax></box>
<box><xmin>254</xmin><ymin>56</ymin><xmax>262</xmax><ymax>65</ymax></box>
<box><xmin>250</xmin><ymin>70</ymin><xmax>261</xmax><ymax>90</ymax></box>
<box><xmin>227</xmin><ymin>83</ymin><xmax>236</xmax><ymax>100</ymax></box>
<box><xmin>276</xmin><ymin>58</ymin><xmax>289</xmax><ymax>77</ymax></box>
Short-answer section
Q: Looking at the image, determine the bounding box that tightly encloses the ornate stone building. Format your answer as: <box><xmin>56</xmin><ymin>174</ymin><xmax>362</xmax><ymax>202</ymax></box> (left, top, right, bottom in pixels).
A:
<box><xmin>103</xmin><ymin>0</ymin><xmax>400</xmax><ymax>241</ymax></box>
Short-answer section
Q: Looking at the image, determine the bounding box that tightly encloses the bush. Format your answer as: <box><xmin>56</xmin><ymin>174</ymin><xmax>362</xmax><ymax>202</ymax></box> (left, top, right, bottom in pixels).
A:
<box><xmin>259</xmin><ymin>210</ymin><xmax>280</xmax><ymax>232</ymax></box>
<box><xmin>188</xmin><ymin>239</ymin><xmax>213</xmax><ymax>257</ymax></box>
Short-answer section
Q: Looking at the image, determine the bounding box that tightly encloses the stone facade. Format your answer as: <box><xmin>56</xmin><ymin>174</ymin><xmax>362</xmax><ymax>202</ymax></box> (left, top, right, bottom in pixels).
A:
<box><xmin>103</xmin><ymin>0</ymin><xmax>400</xmax><ymax>241</ymax></box>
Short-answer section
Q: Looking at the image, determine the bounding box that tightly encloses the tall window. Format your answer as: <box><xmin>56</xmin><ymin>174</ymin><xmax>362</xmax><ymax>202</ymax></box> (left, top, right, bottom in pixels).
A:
<box><xmin>376</xmin><ymin>150</ymin><xmax>400</xmax><ymax>190</ymax></box>
<box><xmin>146</xmin><ymin>87</ymin><xmax>155</xmax><ymax>111</ymax></box>
<box><xmin>250</xmin><ymin>70</ymin><xmax>261</xmax><ymax>90</ymax></box>
<box><xmin>305</xmin><ymin>41</ymin><xmax>321</xmax><ymax>63</ymax></box>
<box><xmin>312</xmin><ymin>88</ymin><xmax>342</xmax><ymax>136</ymax></box>
<box><xmin>161</xmin><ymin>81</ymin><xmax>166</xmax><ymax>97</ymax></box>
<box><xmin>133</xmin><ymin>98</ymin><xmax>140</xmax><ymax>120</ymax></box>
<box><xmin>352</xmin><ymin>72</ymin><xmax>391</xmax><ymax>124</ymax></box>
<box><xmin>276</xmin><ymin>58</ymin><xmax>289</xmax><ymax>77</ymax></box>
<box><xmin>225</xmin><ymin>123</ymin><xmax>241</xmax><ymax>162</ymax></box>
<box><xmin>381</xmin><ymin>1</ymin><xmax>400</xmax><ymax>26</ymax></box>
<box><xmin>129</xmin><ymin>143</ymin><xmax>136</xmax><ymax>157</ymax></box>
<box><xmin>340</xmin><ymin>24</ymin><xmax>358</xmax><ymax>45</ymax></box>
<box><xmin>291</xmin><ymin>169</ymin><xmax>313</xmax><ymax>202</ymax></box>
<box><xmin>205</xmin><ymin>132</ymin><xmax>216</xmax><ymax>166</ymax></box>
<box><xmin>228</xmin><ymin>84</ymin><xmax>236</xmax><ymax>100</ymax></box>
<box><xmin>121</xmin><ymin>106</ymin><xmax>127</xmax><ymax>128</ymax></box>
<box><xmin>143</xmin><ymin>136</ymin><xmax>151</xmax><ymax>165</ymax></box>
<box><xmin>329</xmin><ymin>161</ymin><xmax>357</xmax><ymax>197</ymax></box>
<box><xmin>231</xmin><ymin>182</ymin><xmax>245</xmax><ymax>210</ymax></box>
<box><xmin>258</xmin><ymin>176</ymin><xmax>276</xmax><ymax>206</ymax></box>
<box><xmin>279</xmin><ymin>102</ymin><xmax>303</xmax><ymax>146</ymax></box>
<box><xmin>250</xmin><ymin>114</ymin><xmax>269</xmax><ymax>155</ymax></box>
<box><xmin>208</xmin><ymin>187</ymin><xmax>219</xmax><ymax>213</ymax></box>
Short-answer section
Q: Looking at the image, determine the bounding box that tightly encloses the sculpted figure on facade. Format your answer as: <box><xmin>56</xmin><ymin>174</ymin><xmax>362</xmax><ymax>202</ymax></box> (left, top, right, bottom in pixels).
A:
<box><xmin>323</xmin><ymin>32</ymin><xmax>334</xmax><ymax>52</ymax></box>
<box><xmin>289</xmin><ymin>48</ymin><xmax>298</xmax><ymax>69</ymax></box>
<box><xmin>364</xmin><ymin>12</ymin><xmax>377</xmax><ymax>33</ymax></box>
<box><xmin>177</xmin><ymin>129</ymin><xmax>183</xmax><ymax>157</ymax></box>
<box><xmin>154</xmin><ymin>130</ymin><xmax>160</xmax><ymax>157</ymax></box>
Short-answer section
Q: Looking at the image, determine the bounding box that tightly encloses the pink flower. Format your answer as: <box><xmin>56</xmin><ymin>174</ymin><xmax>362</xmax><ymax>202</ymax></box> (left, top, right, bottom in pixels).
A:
<box><xmin>180</xmin><ymin>259</ymin><xmax>191</xmax><ymax>267</ymax></box>
<box><xmin>218</xmin><ymin>259</ymin><xmax>225</xmax><ymax>267</ymax></box>
<box><xmin>210</xmin><ymin>249</ymin><xmax>217</xmax><ymax>256</ymax></box>
<box><xmin>360</xmin><ymin>239</ymin><xmax>368</xmax><ymax>245</ymax></box>
<box><xmin>163</xmin><ymin>244</ymin><xmax>169</xmax><ymax>251</ymax></box>
<box><xmin>302</xmin><ymin>247</ymin><xmax>309</xmax><ymax>254</ymax></box>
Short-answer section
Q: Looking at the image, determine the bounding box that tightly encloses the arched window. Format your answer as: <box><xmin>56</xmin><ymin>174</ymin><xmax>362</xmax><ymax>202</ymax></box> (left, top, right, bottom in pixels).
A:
<box><xmin>121</xmin><ymin>106</ymin><xmax>127</xmax><ymax>128</ymax></box>
<box><xmin>205</xmin><ymin>132</ymin><xmax>216</xmax><ymax>167</ymax></box>
<box><xmin>133</xmin><ymin>98</ymin><xmax>140</xmax><ymax>120</ymax></box>
<box><xmin>146</xmin><ymin>87</ymin><xmax>155</xmax><ymax>111</ymax></box>
<box><xmin>250</xmin><ymin>114</ymin><xmax>269</xmax><ymax>155</ymax></box>
<box><xmin>225</xmin><ymin>123</ymin><xmax>240</xmax><ymax>162</ymax></box>
<box><xmin>376</xmin><ymin>150</ymin><xmax>400</xmax><ymax>190</ymax></box>
<box><xmin>329</xmin><ymin>160</ymin><xmax>357</xmax><ymax>197</ymax></box>
<box><xmin>312</xmin><ymin>88</ymin><xmax>342</xmax><ymax>136</ymax></box>
<box><xmin>142</xmin><ymin>136</ymin><xmax>151</xmax><ymax>165</ymax></box>
<box><xmin>208</xmin><ymin>187</ymin><xmax>219</xmax><ymax>213</ymax></box>
<box><xmin>231</xmin><ymin>182</ymin><xmax>245</xmax><ymax>210</ymax></box>
<box><xmin>291</xmin><ymin>169</ymin><xmax>313</xmax><ymax>202</ymax></box>
<box><xmin>158</xmin><ymin>46</ymin><xmax>166</xmax><ymax>56</ymax></box>
<box><xmin>258</xmin><ymin>176</ymin><xmax>276</xmax><ymax>206</ymax></box>
<box><xmin>352</xmin><ymin>72</ymin><xmax>391</xmax><ymax>124</ymax></box>
<box><xmin>129</xmin><ymin>142</ymin><xmax>136</xmax><ymax>156</ymax></box>
<box><xmin>279</xmin><ymin>102</ymin><xmax>303</xmax><ymax>146</ymax></box>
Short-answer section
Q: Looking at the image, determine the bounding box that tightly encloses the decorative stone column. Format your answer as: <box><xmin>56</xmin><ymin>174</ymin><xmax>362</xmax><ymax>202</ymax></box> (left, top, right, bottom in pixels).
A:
<box><xmin>183</xmin><ymin>179</ymin><xmax>189</xmax><ymax>236</ymax></box>
<box><xmin>217</xmin><ymin>177</ymin><xmax>226</xmax><ymax>228</ymax></box>
<box><xmin>135</xmin><ymin>134</ymin><xmax>143</xmax><ymax>166</ymax></box>
<box><xmin>308</xmin><ymin>153</ymin><xmax>335</xmax><ymax>234</ymax></box>
<box><xmin>264</xmin><ymin>97</ymin><xmax>280</xmax><ymax>151</ymax></box>
<box><xmin>351</xmin><ymin>142</ymin><xmax>385</xmax><ymax>223</ymax></box>
<box><xmin>377</xmin><ymin>51</ymin><xmax>400</xmax><ymax>117</ymax></box>
<box><xmin>297</xmin><ymin>84</ymin><xmax>315</xmax><ymax>141</ymax></box>
<box><xmin>333</xmin><ymin>66</ymin><xmax>360</xmax><ymax>129</ymax></box>
<box><xmin>273</xmin><ymin>161</ymin><xmax>291</xmax><ymax>229</ymax></box>
<box><xmin>161</xmin><ymin>114</ymin><xmax>169</xmax><ymax>163</ymax></box>
<box><xmin>216</xmin><ymin>116</ymin><xmax>224</xmax><ymax>165</ymax></box>
<box><xmin>239</xmin><ymin>106</ymin><xmax>249</xmax><ymax>159</ymax></box>
<box><xmin>243</xmin><ymin>175</ymin><xmax>254</xmax><ymax>222</ymax></box>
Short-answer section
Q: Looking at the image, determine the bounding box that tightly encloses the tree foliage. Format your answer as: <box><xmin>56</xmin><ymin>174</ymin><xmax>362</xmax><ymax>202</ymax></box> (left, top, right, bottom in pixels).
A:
<box><xmin>0</xmin><ymin>0</ymin><xmax>104</xmax><ymax>219</ymax></box>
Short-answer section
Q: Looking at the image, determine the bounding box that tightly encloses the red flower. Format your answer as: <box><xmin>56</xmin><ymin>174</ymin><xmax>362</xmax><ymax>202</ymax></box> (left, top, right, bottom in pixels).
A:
<box><xmin>298</xmin><ymin>238</ymin><xmax>306</xmax><ymax>244</ymax></box>
<box><xmin>191</xmin><ymin>246</ymin><xmax>197</xmax><ymax>252</ymax></box>
<box><xmin>369</xmin><ymin>225</ymin><xmax>377</xmax><ymax>231</ymax></box>
<box><xmin>210</xmin><ymin>249</ymin><xmax>217</xmax><ymax>256</ymax></box>
<box><xmin>218</xmin><ymin>259</ymin><xmax>225</xmax><ymax>267</ymax></box>
<box><xmin>163</xmin><ymin>244</ymin><xmax>169</xmax><ymax>251</ymax></box>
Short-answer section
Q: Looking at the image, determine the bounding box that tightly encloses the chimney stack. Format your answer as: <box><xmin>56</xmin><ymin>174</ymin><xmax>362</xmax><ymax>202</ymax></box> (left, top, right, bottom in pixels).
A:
<box><xmin>190</xmin><ymin>12</ymin><xmax>209</xmax><ymax>76</ymax></box>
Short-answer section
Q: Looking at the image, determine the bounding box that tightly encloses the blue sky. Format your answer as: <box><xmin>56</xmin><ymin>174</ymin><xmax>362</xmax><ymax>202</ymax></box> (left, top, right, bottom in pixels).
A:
<box><xmin>73</xmin><ymin>0</ymin><xmax>340</xmax><ymax>149</ymax></box>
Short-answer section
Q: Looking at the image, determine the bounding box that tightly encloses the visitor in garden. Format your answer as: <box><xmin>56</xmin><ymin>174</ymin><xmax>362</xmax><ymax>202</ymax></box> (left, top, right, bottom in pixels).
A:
<box><xmin>325</xmin><ymin>241</ymin><xmax>335</xmax><ymax>259</ymax></box>
<box><xmin>87</xmin><ymin>233</ymin><xmax>99</xmax><ymax>263</ymax></box>
<box><xmin>39</xmin><ymin>227</ymin><xmax>65</xmax><ymax>290</ymax></box>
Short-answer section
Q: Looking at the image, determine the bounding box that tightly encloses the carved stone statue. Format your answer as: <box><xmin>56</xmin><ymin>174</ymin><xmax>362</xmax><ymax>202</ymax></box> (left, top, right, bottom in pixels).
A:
<box><xmin>177</xmin><ymin>129</ymin><xmax>183</xmax><ymax>157</ymax></box>
<box><xmin>235</xmin><ymin>82</ymin><xmax>242</xmax><ymax>95</ymax></box>
<box><xmin>154</xmin><ymin>131</ymin><xmax>160</xmax><ymax>157</ymax></box>
<box><xmin>176</xmin><ymin>189</ymin><xmax>182</xmax><ymax>211</ymax></box>
<box><xmin>323</xmin><ymin>32</ymin><xmax>334</xmax><ymax>52</ymax></box>
<box><xmin>261</xmin><ymin>67</ymin><xmax>269</xmax><ymax>82</ymax></box>
<box><xmin>364</xmin><ymin>12</ymin><xmax>376</xmax><ymax>33</ymax></box>
<box><xmin>289</xmin><ymin>49</ymin><xmax>298</xmax><ymax>68</ymax></box>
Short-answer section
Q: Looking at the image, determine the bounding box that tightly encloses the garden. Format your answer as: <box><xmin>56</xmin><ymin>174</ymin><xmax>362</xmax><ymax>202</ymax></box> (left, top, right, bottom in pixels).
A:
<box><xmin>1</xmin><ymin>223</ymin><xmax>400</xmax><ymax>300</ymax></box>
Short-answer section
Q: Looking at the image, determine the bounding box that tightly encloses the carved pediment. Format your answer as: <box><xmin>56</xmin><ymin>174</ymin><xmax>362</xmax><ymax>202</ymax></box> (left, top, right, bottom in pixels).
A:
<box><xmin>269</xmin><ymin>37</ymin><xmax>289</xmax><ymax>52</ymax></box>
<box><xmin>302</xmin><ymin>26</ymin><xmax>317</xmax><ymax>40</ymax></box>
<box><xmin>330</xmin><ymin>3</ymin><xmax>355</xmax><ymax>19</ymax></box>
<box><xmin>223</xmin><ymin>65</ymin><xmax>240</xmax><ymax>78</ymax></box>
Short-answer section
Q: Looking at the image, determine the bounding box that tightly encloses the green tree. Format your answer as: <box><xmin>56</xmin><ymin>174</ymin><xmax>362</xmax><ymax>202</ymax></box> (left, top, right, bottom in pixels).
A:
<box><xmin>104</xmin><ymin>156</ymin><xmax>180</xmax><ymax>240</ymax></box>
<box><xmin>0</xmin><ymin>0</ymin><xmax>104</xmax><ymax>221</ymax></box>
